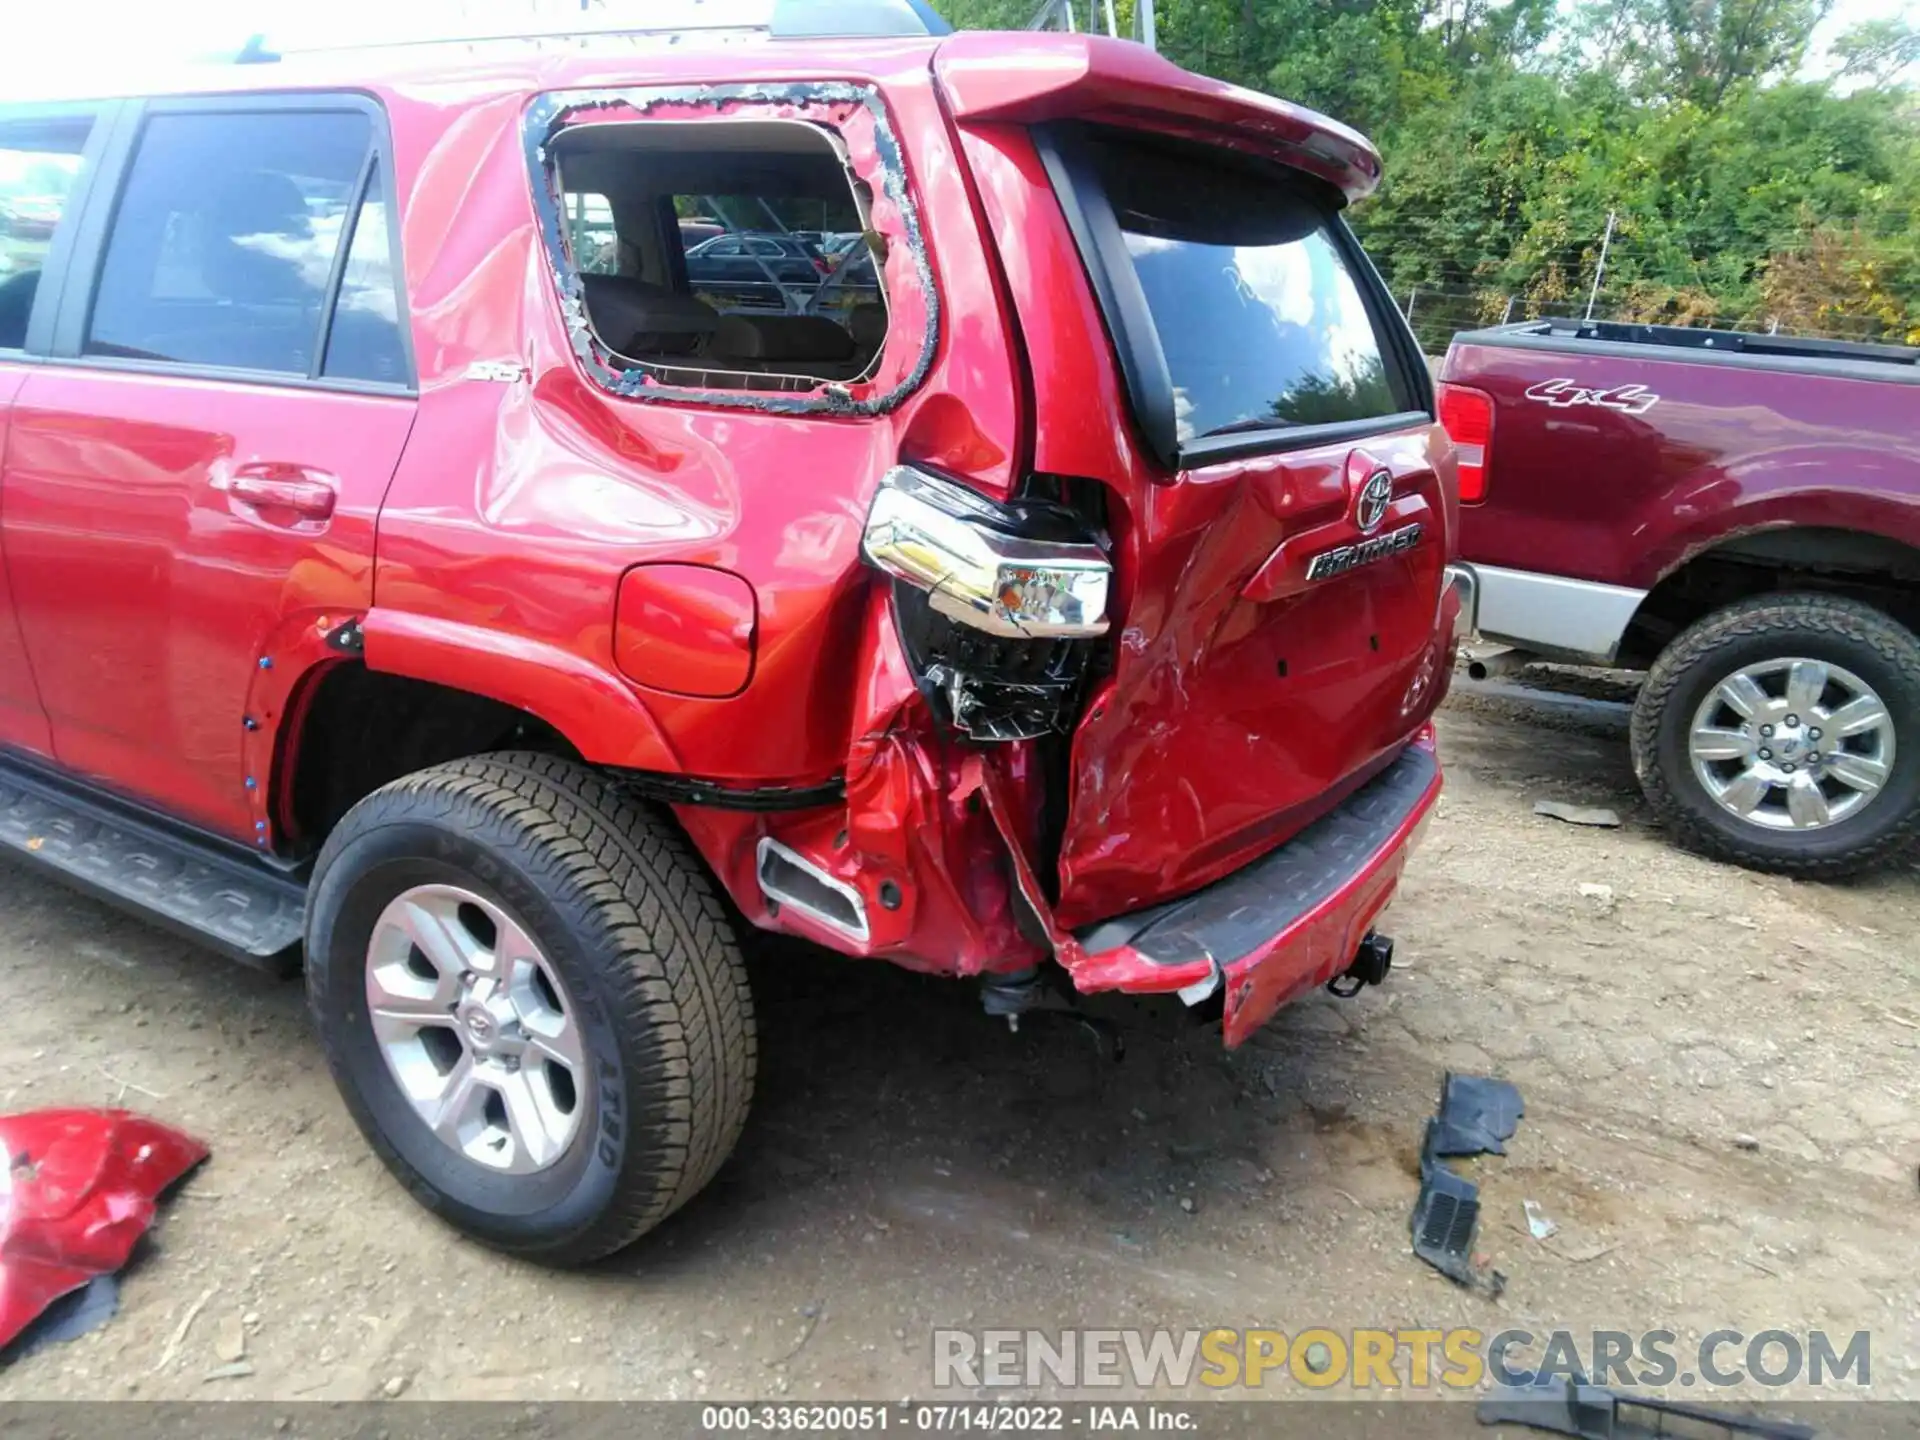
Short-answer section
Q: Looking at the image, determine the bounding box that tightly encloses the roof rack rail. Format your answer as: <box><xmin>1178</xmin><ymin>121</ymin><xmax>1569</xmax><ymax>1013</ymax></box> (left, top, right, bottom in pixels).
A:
<box><xmin>233</xmin><ymin>0</ymin><xmax>952</xmax><ymax>62</ymax></box>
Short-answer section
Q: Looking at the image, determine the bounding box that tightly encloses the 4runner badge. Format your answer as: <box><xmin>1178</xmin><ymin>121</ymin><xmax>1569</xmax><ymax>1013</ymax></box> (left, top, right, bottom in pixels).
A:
<box><xmin>1524</xmin><ymin>377</ymin><xmax>1660</xmax><ymax>413</ymax></box>
<box><xmin>1306</xmin><ymin>523</ymin><xmax>1424</xmax><ymax>582</ymax></box>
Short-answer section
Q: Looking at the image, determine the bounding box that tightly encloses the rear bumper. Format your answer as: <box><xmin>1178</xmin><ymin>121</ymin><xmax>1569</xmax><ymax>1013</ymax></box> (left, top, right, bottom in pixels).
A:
<box><xmin>1460</xmin><ymin>563</ymin><xmax>1645</xmax><ymax>664</ymax></box>
<box><xmin>1444</xmin><ymin>562</ymin><xmax>1479</xmax><ymax>643</ymax></box>
<box><xmin>1070</xmin><ymin>731</ymin><xmax>1443</xmax><ymax>1046</ymax></box>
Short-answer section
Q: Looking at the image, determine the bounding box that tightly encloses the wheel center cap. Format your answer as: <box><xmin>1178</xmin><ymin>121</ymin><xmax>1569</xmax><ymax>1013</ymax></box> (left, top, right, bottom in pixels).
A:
<box><xmin>455</xmin><ymin>992</ymin><xmax>524</xmax><ymax>1059</ymax></box>
<box><xmin>461</xmin><ymin>1008</ymin><xmax>496</xmax><ymax>1049</ymax></box>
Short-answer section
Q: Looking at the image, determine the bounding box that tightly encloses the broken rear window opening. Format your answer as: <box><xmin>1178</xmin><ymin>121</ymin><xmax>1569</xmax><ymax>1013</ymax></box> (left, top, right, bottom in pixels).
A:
<box><xmin>1039</xmin><ymin>124</ymin><xmax>1429</xmax><ymax>469</ymax></box>
<box><xmin>527</xmin><ymin>85</ymin><xmax>933</xmax><ymax>414</ymax></box>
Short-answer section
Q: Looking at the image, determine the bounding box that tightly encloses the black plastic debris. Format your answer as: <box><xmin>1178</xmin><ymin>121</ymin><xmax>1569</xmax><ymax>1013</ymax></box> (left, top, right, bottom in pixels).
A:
<box><xmin>1479</xmin><ymin>1372</ymin><xmax>1816</xmax><ymax>1440</ymax></box>
<box><xmin>1430</xmin><ymin>1073</ymin><xmax>1524</xmax><ymax>1157</ymax></box>
<box><xmin>1411</xmin><ymin>1072</ymin><xmax>1524</xmax><ymax>1289</ymax></box>
<box><xmin>1411</xmin><ymin>1133</ymin><xmax>1483</xmax><ymax>1285</ymax></box>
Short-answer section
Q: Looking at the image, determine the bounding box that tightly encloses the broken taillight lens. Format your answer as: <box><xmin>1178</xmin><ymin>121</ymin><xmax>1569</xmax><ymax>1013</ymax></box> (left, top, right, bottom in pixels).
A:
<box><xmin>1437</xmin><ymin>384</ymin><xmax>1494</xmax><ymax>504</ymax></box>
<box><xmin>861</xmin><ymin>466</ymin><xmax>1112</xmax><ymax>742</ymax></box>
<box><xmin>862</xmin><ymin>466</ymin><xmax>1111</xmax><ymax>639</ymax></box>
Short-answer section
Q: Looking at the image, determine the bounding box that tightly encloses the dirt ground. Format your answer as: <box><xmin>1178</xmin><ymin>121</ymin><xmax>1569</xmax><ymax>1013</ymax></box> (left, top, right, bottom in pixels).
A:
<box><xmin>0</xmin><ymin>680</ymin><xmax>1915</xmax><ymax>1410</ymax></box>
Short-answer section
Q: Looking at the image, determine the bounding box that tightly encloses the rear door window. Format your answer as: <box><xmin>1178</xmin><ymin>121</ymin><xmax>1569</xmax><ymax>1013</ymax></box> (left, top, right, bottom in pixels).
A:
<box><xmin>86</xmin><ymin>109</ymin><xmax>403</xmax><ymax>381</ymax></box>
<box><xmin>1054</xmin><ymin>126</ymin><xmax>1419</xmax><ymax>463</ymax></box>
<box><xmin>321</xmin><ymin>160</ymin><xmax>406</xmax><ymax>385</ymax></box>
<box><xmin>0</xmin><ymin>112</ymin><xmax>95</xmax><ymax>351</ymax></box>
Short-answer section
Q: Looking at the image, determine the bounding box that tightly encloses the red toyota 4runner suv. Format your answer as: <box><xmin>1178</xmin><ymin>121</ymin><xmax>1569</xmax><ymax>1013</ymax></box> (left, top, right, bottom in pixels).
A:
<box><xmin>0</xmin><ymin>6</ymin><xmax>1465</xmax><ymax>1263</ymax></box>
<box><xmin>1442</xmin><ymin>319</ymin><xmax>1920</xmax><ymax>877</ymax></box>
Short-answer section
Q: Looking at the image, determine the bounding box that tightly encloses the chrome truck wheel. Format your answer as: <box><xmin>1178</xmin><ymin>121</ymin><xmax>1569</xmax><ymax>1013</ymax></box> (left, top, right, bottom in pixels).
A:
<box><xmin>1686</xmin><ymin>657</ymin><xmax>1894</xmax><ymax>832</ymax></box>
<box><xmin>1634</xmin><ymin>594</ymin><xmax>1920</xmax><ymax>879</ymax></box>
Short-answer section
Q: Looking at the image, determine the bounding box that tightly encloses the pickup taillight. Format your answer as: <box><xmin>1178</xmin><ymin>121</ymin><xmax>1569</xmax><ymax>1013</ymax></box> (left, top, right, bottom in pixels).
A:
<box><xmin>1437</xmin><ymin>384</ymin><xmax>1494</xmax><ymax>504</ymax></box>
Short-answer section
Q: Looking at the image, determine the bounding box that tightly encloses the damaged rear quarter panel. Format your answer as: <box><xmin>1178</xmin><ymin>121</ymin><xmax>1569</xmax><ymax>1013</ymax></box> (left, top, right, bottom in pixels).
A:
<box><xmin>369</xmin><ymin>49</ymin><xmax>1037</xmax><ymax>976</ymax></box>
<box><xmin>675</xmin><ymin>585</ymin><xmax>1048</xmax><ymax>977</ymax></box>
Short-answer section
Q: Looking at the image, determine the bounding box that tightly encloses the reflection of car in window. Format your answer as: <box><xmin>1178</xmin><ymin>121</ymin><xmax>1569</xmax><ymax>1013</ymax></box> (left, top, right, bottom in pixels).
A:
<box><xmin>683</xmin><ymin>231</ymin><xmax>828</xmax><ymax>296</ymax></box>
<box><xmin>2</xmin><ymin>195</ymin><xmax>62</xmax><ymax>240</ymax></box>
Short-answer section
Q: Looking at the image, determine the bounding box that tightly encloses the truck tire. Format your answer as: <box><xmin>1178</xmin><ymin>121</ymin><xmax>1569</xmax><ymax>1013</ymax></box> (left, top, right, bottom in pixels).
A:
<box><xmin>305</xmin><ymin>751</ymin><xmax>755</xmax><ymax>1266</ymax></box>
<box><xmin>1632</xmin><ymin>593</ymin><xmax>1920</xmax><ymax>878</ymax></box>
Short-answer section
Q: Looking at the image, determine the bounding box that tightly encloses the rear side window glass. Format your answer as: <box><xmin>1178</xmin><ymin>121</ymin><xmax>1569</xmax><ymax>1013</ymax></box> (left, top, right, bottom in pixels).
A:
<box><xmin>87</xmin><ymin>111</ymin><xmax>372</xmax><ymax>376</ymax></box>
<box><xmin>0</xmin><ymin>113</ymin><xmax>94</xmax><ymax>351</ymax></box>
<box><xmin>530</xmin><ymin>87</ymin><xmax>939</xmax><ymax>417</ymax></box>
<box><xmin>1083</xmin><ymin>130</ymin><xmax>1410</xmax><ymax>443</ymax></box>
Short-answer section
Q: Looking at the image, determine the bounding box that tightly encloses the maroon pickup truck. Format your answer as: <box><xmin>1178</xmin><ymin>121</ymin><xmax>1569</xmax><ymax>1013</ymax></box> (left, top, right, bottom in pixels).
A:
<box><xmin>1440</xmin><ymin>319</ymin><xmax>1920</xmax><ymax>877</ymax></box>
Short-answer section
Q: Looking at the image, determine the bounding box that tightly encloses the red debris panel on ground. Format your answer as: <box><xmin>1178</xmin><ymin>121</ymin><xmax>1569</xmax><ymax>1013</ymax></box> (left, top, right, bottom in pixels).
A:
<box><xmin>0</xmin><ymin>1109</ymin><xmax>206</xmax><ymax>1350</ymax></box>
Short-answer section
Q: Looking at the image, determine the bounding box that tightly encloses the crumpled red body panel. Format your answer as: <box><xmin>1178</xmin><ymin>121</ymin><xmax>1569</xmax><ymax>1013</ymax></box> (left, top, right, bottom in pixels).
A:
<box><xmin>674</xmin><ymin>587</ymin><xmax>1046</xmax><ymax>978</ymax></box>
<box><xmin>0</xmin><ymin>1109</ymin><xmax>207</xmax><ymax>1351</ymax></box>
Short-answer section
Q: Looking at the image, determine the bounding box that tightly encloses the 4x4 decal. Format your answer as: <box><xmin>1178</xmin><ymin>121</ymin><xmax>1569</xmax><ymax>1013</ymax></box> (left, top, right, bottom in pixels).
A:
<box><xmin>1523</xmin><ymin>378</ymin><xmax>1661</xmax><ymax>414</ymax></box>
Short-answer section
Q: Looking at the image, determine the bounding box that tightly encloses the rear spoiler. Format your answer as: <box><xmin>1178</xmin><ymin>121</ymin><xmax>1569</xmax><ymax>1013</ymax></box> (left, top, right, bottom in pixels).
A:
<box><xmin>932</xmin><ymin>33</ymin><xmax>1381</xmax><ymax>204</ymax></box>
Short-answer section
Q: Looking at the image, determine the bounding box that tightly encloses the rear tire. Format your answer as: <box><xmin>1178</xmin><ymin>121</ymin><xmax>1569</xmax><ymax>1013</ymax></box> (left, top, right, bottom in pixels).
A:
<box><xmin>305</xmin><ymin>752</ymin><xmax>755</xmax><ymax>1266</ymax></box>
<box><xmin>1631</xmin><ymin>594</ymin><xmax>1920</xmax><ymax>878</ymax></box>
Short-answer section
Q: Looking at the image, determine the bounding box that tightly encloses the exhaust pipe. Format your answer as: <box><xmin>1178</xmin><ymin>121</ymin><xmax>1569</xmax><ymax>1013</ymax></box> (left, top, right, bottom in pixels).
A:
<box><xmin>1327</xmin><ymin>932</ymin><xmax>1394</xmax><ymax>999</ymax></box>
<box><xmin>756</xmin><ymin>839</ymin><xmax>870</xmax><ymax>942</ymax></box>
<box><xmin>1465</xmin><ymin>647</ymin><xmax>1537</xmax><ymax>682</ymax></box>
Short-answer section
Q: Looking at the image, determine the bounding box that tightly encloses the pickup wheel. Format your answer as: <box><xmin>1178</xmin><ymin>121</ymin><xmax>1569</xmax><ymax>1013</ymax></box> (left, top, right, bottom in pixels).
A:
<box><xmin>305</xmin><ymin>752</ymin><xmax>755</xmax><ymax>1266</ymax></box>
<box><xmin>1632</xmin><ymin>594</ymin><xmax>1920</xmax><ymax>878</ymax></box>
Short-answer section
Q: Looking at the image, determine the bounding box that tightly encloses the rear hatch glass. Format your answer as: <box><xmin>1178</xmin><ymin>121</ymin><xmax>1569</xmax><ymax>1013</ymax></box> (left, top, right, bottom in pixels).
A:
<box><xmin>1088</xmin><ymin>127</ymin><xmax>1413</xmax><ymax>445</ymax></box>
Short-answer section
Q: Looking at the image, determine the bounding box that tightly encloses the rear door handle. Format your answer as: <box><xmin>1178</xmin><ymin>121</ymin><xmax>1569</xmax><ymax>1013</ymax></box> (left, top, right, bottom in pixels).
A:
<box><xmin>227</xmin><ymin>465</ymin><xmax>338</xmax><ymax>521</ymax></box>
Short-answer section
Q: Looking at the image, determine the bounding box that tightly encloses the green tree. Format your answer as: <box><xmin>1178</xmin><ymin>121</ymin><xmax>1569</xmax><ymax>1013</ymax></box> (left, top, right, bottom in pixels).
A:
<box><xmin>1834</xmin><ymin>18</ymin><xmax>1920</xmax><ymax>88</ymax></box>
<box><xmin>937</xmin><ymin>0</ymin><xmax>1920</xmax><ymax>345</ymax></box>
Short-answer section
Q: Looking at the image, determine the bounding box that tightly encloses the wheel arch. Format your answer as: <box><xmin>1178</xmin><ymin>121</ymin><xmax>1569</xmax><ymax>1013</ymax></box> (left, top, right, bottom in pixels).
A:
<box><xmin>1617</xmin><ymin>525</ymin><xmax>1920</xmax><ymax>670</ymax></box>
<box><xmin>359</xmin><ymin>608</ymin><xmax>680</xmax><ymax>769</ymax></box>
<box><xmin>271</xmin><ymin>656</ymin><xmax>582</xmax><ymax>851</ymax></box>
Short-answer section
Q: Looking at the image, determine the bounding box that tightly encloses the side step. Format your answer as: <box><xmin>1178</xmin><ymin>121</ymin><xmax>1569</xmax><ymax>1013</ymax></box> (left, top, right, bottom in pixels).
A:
<box><xmin>0</xmin><ymin>754</ymin><xmax>307</xmax><ymax>974</ymax></box>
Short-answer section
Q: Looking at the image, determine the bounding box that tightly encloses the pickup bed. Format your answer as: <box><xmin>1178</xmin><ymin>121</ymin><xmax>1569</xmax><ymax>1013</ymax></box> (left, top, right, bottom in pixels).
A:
<box><xmin>1440</xmin><ymin>318</ymin><xmax>1920</xmax><ymax>876</ymax></box>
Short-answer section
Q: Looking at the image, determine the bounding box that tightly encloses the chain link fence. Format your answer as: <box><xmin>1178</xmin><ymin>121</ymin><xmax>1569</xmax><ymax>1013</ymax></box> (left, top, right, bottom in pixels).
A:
<box><xmin>1354</xmin><ymin>209</ymin><xmax>1920</xmax><ymax>356</ymax></box>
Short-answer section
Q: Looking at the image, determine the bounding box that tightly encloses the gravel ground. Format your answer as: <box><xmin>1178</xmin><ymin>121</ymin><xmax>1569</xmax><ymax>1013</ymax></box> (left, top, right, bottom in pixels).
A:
<box><xmin>0</xmin><ymin>683</ymin><xmax>1915</xmax><ymax>1413</ymax></box>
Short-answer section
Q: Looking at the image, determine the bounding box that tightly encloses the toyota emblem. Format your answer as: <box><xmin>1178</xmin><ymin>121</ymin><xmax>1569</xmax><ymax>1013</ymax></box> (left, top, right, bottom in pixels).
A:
<box><xmin>1354</xmin><ymin>469</ymin><xmax>1394</xmax><ymax>533</ymax></box>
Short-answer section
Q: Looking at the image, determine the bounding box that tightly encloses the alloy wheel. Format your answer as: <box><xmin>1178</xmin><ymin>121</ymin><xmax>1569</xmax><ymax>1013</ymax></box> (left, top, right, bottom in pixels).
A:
<box><xmin>1687</xmin><ymin>657</ymin><xmax>1895</xmax><ymax>832</ymax></box>
<box><xmin>364</xmin><ymin>884</ymin><xmax>585</xmax><ymax>1174</ymax></box>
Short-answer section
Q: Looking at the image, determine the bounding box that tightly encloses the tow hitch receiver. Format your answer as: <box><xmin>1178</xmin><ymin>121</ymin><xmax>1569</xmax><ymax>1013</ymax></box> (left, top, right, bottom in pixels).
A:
<box><xmin>1327</xmin><ymin>931</ymin><xmax>1395</xmax><ymax>998</ymax></box>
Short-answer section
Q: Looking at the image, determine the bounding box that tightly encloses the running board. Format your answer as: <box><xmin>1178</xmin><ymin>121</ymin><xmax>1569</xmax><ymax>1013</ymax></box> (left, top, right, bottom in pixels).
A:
<box><xmin>0</xmin><ymin>754</ymin><xmax>307</xmax><ymax>974</ymax></box>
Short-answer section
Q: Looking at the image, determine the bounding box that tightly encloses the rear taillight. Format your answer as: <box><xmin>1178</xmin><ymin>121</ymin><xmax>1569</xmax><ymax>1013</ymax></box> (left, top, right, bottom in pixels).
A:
<box><xmin>862</xmin><ymin>466</ymin><xmax>1111</xmax><ymax>640</ymax></box>
<box><xmin>861</xmin><ymin>466</ymin><xmax>1111</xmax><ymax>742</ymax></box>
<box><xmin>1437</xmin><ymin>384</ymin><xmax>1495</xmax><ymax>504</ymax></box>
